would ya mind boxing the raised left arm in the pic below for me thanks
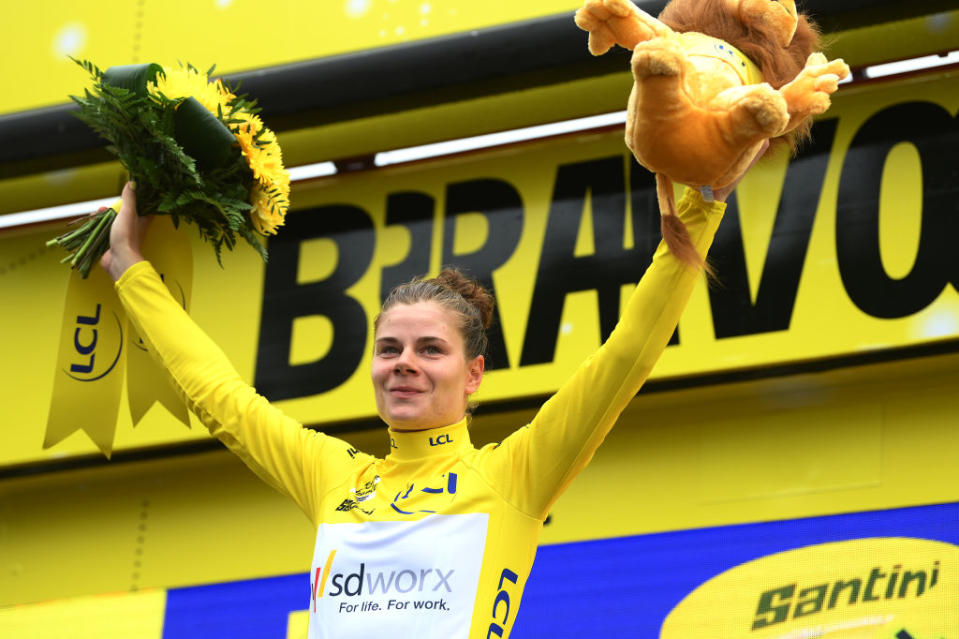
[479,188,724,520]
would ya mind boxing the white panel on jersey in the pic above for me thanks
[308,514,489,638]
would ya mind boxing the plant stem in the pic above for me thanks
[60,222,96,246]
[47,219,93,248]
[70,208,114,270]
[78,208,117,277]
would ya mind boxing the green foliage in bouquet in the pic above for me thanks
[48,59,290,277]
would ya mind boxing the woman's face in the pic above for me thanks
[372,301,484,431]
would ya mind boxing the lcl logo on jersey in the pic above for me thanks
[65,303,124,382]
[429,434,453,447]
[488,568,519,638]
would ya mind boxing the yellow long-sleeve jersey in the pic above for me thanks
[116,189,724,639]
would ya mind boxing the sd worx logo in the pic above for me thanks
[311,550,455,612]
[65,303,124,382]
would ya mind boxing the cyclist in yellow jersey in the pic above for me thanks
[102,144,762,638]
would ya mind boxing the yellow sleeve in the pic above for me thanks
[115,262,364,524]
[479,188,725,520]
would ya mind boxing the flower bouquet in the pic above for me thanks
[47,59,290,277]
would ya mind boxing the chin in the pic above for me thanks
[389,422,431,432]
[385,408,455,432]
[387,416,435,431]
[383,408,428,430]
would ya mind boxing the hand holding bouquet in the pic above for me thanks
[47,60,290,277]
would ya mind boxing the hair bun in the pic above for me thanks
[433,268,495,330]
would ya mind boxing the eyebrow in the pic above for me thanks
[375,336,449,346]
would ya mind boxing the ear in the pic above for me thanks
[728,0,798,48]
[465,355,484,395]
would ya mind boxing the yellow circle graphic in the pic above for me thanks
[661,537,958,639]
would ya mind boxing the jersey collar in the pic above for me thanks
[387,418,472,462]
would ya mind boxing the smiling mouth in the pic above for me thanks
[389,388,423,398]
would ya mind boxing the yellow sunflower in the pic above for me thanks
[147,65,234,116]
[147,63,291,235]
[250,182,288,236]
[250,141,286,187]
[233,113,286,187]
[234,113,264,171]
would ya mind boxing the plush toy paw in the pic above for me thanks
[631,37,685,78]
[780,52,851,120]
[575,0,668,55]
[737,86,789,138]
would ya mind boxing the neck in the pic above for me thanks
[386,418,472,462]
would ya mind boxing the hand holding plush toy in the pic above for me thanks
[575,0,850,267]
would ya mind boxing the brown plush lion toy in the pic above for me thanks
[575,0,850,267]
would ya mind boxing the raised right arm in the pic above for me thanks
[106,185,362,524]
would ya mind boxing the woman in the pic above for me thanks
[102,155,756,637]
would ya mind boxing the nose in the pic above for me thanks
[393,349,418,374]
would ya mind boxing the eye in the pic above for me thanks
[376,344,400,356]
[422,344,444,355]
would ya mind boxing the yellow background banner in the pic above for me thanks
[0,589,166,639]
[2,70,957,467]
[3,9,958,636]
[0,0,586,116]
[4,349,959,608]
[2,2,958,119]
